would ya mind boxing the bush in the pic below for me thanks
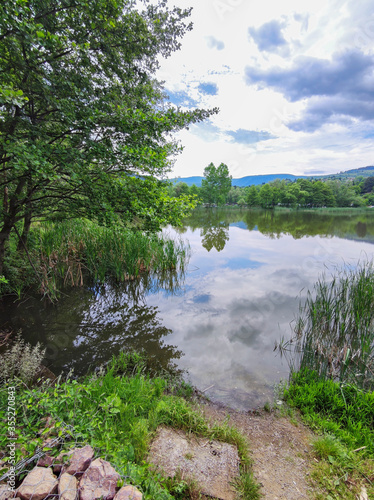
[0,333,46,384]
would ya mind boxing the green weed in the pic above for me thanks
[0,352,260,499]
[3,219,190,299]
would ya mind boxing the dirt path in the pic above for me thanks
[200,401,316,499]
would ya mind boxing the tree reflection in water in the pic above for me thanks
[182,207,374,252]
[0,270,185,377]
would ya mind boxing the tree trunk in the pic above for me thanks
[17,209,32,251]
[0,222,13,275]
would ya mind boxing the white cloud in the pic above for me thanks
[157,0,374,178]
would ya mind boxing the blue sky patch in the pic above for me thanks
[198,82,219,96]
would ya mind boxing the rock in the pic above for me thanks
[65,446,94,476]
[113,486,142,500]
[17,467,58,500]
[148,426,240,500]
[36,455,54,468]
[79,459,120,500]
[0,484,15,500]
[59,472,78,500]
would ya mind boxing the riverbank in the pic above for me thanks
[0,349,261,499]
[0,336,373,499]
[0,219,189,301]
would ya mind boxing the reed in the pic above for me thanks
[27,219,190,297]
[290,261,374,390]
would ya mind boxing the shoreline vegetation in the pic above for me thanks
[279,260,374,499]
[1,219,190,301]
[3,204,374,301]
[0,350,262,500]
[0,209,373,498]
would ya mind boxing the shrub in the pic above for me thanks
[0,332,46,384]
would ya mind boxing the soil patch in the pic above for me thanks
[200,401,315,499]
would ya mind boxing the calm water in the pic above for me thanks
[2,208,374,410]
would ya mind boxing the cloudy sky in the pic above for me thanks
[157,0,374,179]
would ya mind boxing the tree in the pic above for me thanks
[361,176,374,194]
[173,182,190,197]
[246,185,259,207]
[0,0,217,270]
[227,187,240,204]
[258,184,274,208]
[201,162,232,205]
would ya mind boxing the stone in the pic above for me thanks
[17,467,58,500]
[36,455,54,468]
[58,472,78,500]
[0,484,15,500]
[148,427,240,500]
[65,446,94,476]
[113,486,142,500]
[79,459,120,500]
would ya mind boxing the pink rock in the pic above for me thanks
[79,459,120,500]
[58,472,78,500]
[17,467,58,500]
[36,455,54,468]
[65,446,94,476]
[0,484,15,500]
[113,486,142,500]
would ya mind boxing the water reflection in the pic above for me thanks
[2,208,374,410]
[0,274,184,376]
[183,207,374,250]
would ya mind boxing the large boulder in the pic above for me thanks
[113,486,142,500]
[58,473,78,500]
[65,446,94,476]
[17,467,58,500]
[79,459,120,500]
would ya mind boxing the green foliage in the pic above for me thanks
[0,332,46,384]
[0,0,217,269]
[280,262,374,499]
[289,262,374,390]
[0,352,259,499]
[2,219,190,298]
[284,370,374,454]
[284,370,374,499]
[201,163,232,205]
[361,176,374,194]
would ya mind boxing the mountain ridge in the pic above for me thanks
[170,166,374,187]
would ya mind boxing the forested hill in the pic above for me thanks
[172,166,374,187]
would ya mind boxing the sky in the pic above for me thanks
[156,0,374,179]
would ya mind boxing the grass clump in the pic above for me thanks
[0,351,260,499]
[291,261,374,391]
[279,262,374,499]
[284,370,374,454]
[2,219,190,299]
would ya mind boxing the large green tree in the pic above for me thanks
[0,0,217,270]
[201,162,232,205]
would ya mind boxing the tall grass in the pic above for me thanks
[288,261,374,390]
[27,220,190,297]
[279,262,374,498]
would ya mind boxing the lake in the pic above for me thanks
[2,208,374,410]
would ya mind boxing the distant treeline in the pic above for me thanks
[169,175,374,208]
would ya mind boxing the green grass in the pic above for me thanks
[3,219,190,299]
[279,262,374,499]
[283,371,374,499]
[0,352,261,499]
[289,261,374,391]
[284,370,374,454]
